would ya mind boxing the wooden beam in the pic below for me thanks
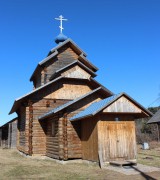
[28,100,33,155]
[157,123,160,142]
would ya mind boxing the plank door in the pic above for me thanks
[98,121,136,162]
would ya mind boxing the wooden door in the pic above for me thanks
[98,121,136,162]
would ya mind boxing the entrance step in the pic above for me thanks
[109,160,137,167]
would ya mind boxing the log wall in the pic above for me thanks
[46,115,59,159]
[31,99,69,155]
[17,106,28,153]
[33,45,79,88]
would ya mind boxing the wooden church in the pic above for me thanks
[9,16,152,163]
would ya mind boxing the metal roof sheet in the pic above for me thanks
[147,109,160,124]
[38,87,104,120]
[70,92,153,121]
[70,94,120,121]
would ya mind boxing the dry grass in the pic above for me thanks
[137,142,160,168]
[0,148,160,180]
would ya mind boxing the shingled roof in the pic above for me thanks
[147,109,160,124]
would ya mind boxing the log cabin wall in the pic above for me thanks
[1,125,9,148]
[10,120,17,148]
[17,106,28,154]
[31,99,70,155]
[44,46,78,83]
[33,68,42,89]
[62,93,103,160]
[24,78,95,156]
[46,114,59,159]
[32,45,79,89]
[0,128,2,147]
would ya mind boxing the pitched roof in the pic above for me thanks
[0,117,17,128]
[49,60,97,80]
[70,93,153,121]
[9,77,113,115]
[9,76,63,114]
[38,87,111,120]
[147,109,160,124]
[30,39,98,81]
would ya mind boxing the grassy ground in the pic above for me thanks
[137,142,160,168]
[0,148,160,180]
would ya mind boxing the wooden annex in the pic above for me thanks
[0,118,17,149]
[9,35,152,164]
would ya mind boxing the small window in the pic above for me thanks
[51,121,56,136]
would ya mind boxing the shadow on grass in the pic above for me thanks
[131,165,157,180]
[138,152,160,158]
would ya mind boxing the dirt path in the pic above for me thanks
[0,149,160,180]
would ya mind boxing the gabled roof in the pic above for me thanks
[38,87,111,120]
[0,117,17,128]
[30,39,98,81]
[49,38,87,57]
[49,60,97,80]
[9,76,113,115]
[147,109,160,124]
[70,93,153,121]
[9,76,63,114]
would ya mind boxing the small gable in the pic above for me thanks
[61,65,91,79]
[103,96,141,113]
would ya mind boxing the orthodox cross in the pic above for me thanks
[55,15,68,34]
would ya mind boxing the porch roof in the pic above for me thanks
[147,109,160,124]
[70,93,153,121]
[38,87,111,120]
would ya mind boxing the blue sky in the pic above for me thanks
[0,0,160,125]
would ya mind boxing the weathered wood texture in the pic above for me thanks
[33,45,79,88]
[103,96,141,113]
[44,79,93,100]
[9,120,17,148]
[46,115,59,159]
[31,99,69,155]
[0,119,17,149]
[81,118,98,161]
[17,106,28,153]
[60,65,91,79]
[98,115,136,162]
[1,125,8,148]
[0,129,2,147]
[63,93,102,160]
[18,77,98,156]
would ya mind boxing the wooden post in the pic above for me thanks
[157,123,160,142]
[0,128,2,147]
[8,123,12,148]
[63,113,68,160]
[28,100,33,155]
